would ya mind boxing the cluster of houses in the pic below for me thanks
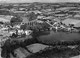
[0,5,80,47]
[1,3,80,58]
[37,17,80,33]
[0,13,80,34]
[0,16,34,47]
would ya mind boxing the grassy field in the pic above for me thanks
[26,44,80,58]
[0,43,80,58]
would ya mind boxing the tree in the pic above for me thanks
[10,16,23,24]
[20,24,27,30]
[27,12,37,21]
[5,5,13,10]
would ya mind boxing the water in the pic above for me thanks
[37,31,80,44]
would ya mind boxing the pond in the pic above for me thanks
[36,31,80,45]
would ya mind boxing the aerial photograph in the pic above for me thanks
[1,0,80,58]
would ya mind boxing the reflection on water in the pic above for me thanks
[36,31,80,44]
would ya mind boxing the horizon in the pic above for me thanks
[0,0,80,3]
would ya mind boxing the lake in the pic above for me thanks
[37,31,80,45]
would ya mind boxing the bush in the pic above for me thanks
[27,12,37,21]
[11,16,23,23]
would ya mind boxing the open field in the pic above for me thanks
[1,43,80,58]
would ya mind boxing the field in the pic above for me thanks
[11,44,80,58]
[1,2,80,58]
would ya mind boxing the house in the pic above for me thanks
[0,27,8,31]
[13,25,21,29]
[33,10,42,14]
[37,16,45,19]
[18,29,24,35]
[36,20,43,23]
[62,18,80,27]
[13,11,25,13]
[43,16,53,19]
[24,30,32,36]
[53,18,61,22]
[9,30,16,36]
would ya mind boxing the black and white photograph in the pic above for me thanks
[1,0,80,58]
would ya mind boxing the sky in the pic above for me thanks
[0,0,80,3]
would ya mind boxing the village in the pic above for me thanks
[0,2,80,58]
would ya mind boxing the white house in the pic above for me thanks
[24,30,32,36]
[9,30,16,36]
[14,25,21,29]
[0,27,8,31]
[18,30,24,35]
[37,20,43,23]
